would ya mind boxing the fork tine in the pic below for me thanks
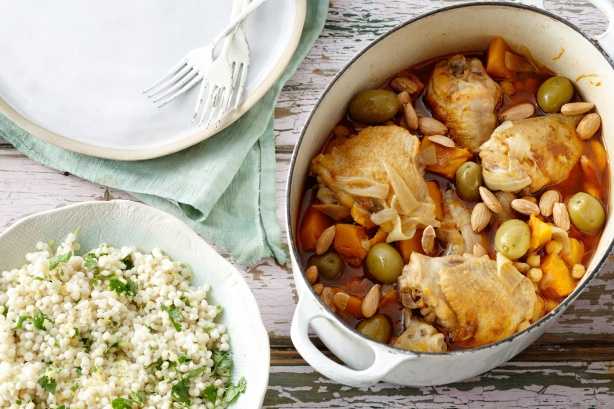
[192,81,209,122]
[156,73,202,108]
[143,60,188,94]
[150,68,197,102]
[146,64,192,99]
[198,86,218,126]
[204,87,224,128]
[230,63,245,110]
[211,88,228,127]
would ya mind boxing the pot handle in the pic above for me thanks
[291,294,415,387]
[589,0,614,58]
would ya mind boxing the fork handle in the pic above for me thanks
[212,0,271,49]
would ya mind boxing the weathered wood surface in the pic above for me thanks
[1,0,613,407]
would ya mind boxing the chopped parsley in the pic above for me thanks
[162,305,182,331]
[38,375,57,394]
[212,351,233,377]
[32,310,52,330]
[83,253,98,270]
[223,377,247,404]
[111,398,136,409]
[177,355,191,364]
[1,304,7,317]
[48,252,71,270]
[109,277,138,297]
[57,405,67,409]
[171,378,191,406]
[15,315,30,329]
[80,335,93,352]
[202,385,217,403]
[129,391,145,405]
[121,255,134,270]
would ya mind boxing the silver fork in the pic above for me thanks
[194,0,251,127]
[144,0,267,108]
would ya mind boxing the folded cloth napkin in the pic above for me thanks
[0,1,328,265]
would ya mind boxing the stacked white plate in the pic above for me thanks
[0,0,306,159]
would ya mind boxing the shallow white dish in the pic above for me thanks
[0,0,306,160]
[0,200,269,408]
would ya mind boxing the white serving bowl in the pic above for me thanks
[0,200,269,408]
[287,1,614,387]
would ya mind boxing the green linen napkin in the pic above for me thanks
[0,1,328,265]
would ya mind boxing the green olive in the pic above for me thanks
[495,219,531,260]
[537,76,574,113]
[356,314,392,343]
[308,251,344,280]
[348,89,401,124]
[568,192,606,234]
[455,161,483,201]
[366,243,404,284]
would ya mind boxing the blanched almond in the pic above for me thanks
[427,135,455,148]
[514,262,530,273]
[527,253,541,267]
[545,240,563,255]
[398,90,411,105]
[421,225,436,255]
[471,203,492,233]
[561,102,594,116]
[528,268,543,283]
[321,287,335,311]
[403,101,419,130]
[539,190,561,217]
[391,76,423,95]
[499,103,535,121]
[306,265,319,284]
[571,264,586,279]
[315,225,336,255]
[511,198,540,216]
[479,186,503,214]
[552,202,570,231]
[576,113,601,140]
[361,284,381,318]
[473,243,487,257]
[333,291,350,311]
[419,117,448,136]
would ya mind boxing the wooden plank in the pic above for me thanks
[264,361,614,408]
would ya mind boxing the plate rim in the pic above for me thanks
[0,0,307,161]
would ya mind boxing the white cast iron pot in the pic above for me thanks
[287,1,614,387]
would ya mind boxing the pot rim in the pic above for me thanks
[287,1,614,357]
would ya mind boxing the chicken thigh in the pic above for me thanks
[479,114,583,193]
[398,253,536,346]
[426,54,502,152]
[311,125,439,242]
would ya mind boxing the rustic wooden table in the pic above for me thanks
[1,0,613,407]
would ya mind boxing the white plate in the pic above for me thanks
[0,200,270,407]
[0,0,306,160]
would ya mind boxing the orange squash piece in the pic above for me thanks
[369,228,388,247]
[528,214,552,250]
[487,37,513,79]
[299,206,333,251]
[426,181,444,220]
[540,253,577,299]
[512,77,540,94]
[397,230,423,264]
[334,224,369,267]
[561,238,585,267]
[421,138,472,179]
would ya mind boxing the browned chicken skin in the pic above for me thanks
[479,114,583,193]
[398,253,537,346]
[426,55,502,152]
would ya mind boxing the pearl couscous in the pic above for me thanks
[0,233,245,409]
